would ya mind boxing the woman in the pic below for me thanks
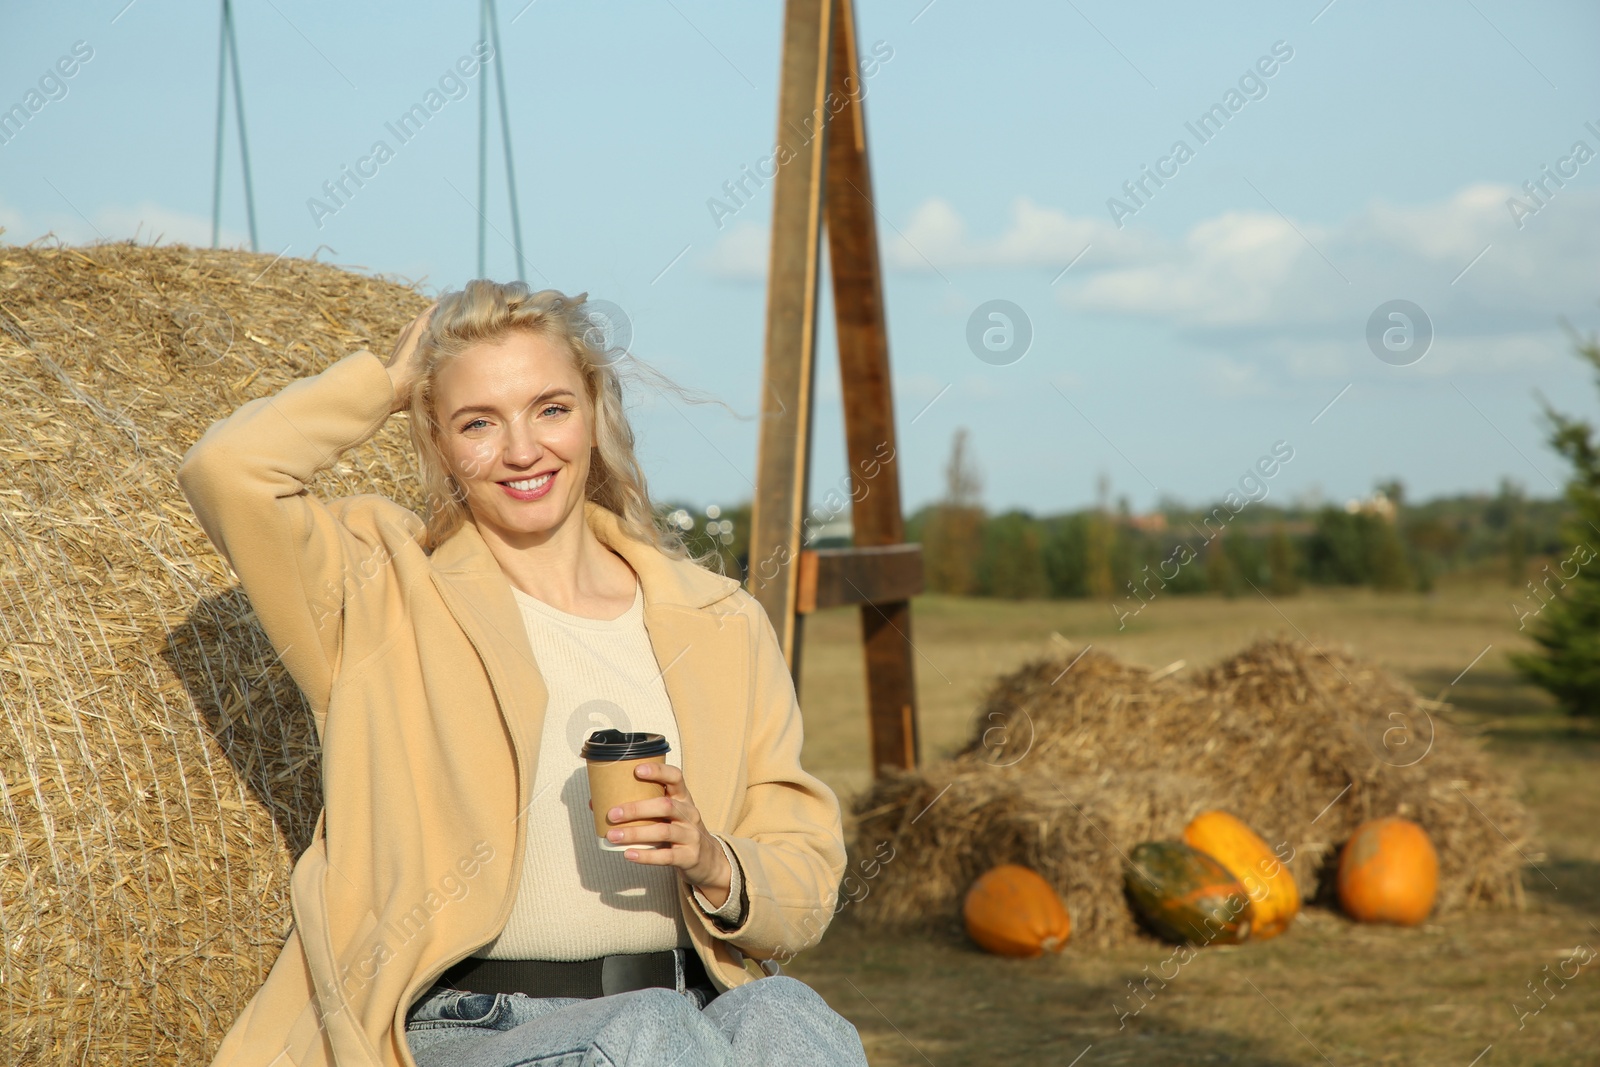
[178,281,866,1067]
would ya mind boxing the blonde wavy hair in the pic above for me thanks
[400,280,722,568]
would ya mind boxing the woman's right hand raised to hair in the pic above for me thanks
[384,303,438,414]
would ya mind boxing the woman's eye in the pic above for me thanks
[462,418,487,431]
[541,404,570,418]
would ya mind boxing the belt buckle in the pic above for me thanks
[600,951,676,996]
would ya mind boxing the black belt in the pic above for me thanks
[438,948,711,1000]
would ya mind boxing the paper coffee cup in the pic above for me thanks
[582,729,671,851]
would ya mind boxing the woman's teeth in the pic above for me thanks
[505,473,553,491]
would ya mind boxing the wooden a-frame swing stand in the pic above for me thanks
[746,0,922,778]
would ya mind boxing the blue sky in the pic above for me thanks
[4,1,1598,518]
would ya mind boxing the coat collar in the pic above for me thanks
[425,500,751,832]
[428,500,743,610]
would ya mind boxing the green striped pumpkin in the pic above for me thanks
[1124,841,1254,945]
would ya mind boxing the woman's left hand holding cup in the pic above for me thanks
[604,763,733,908]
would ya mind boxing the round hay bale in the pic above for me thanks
[0,239,429,1063]
[851,637,1534,947]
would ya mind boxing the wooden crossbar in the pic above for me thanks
[796,545,924,615]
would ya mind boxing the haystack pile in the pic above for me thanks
[851,637,1534,947]
[0,238,429,1064]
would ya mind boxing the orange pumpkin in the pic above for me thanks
[963,864,1072,957]
[1182,810,1299,939]
[1337,817,1439,926]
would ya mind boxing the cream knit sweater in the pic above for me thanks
[472,577,744,961]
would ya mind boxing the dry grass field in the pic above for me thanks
[786,580,1600,1066]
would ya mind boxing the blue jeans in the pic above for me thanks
[403,973,867,1066]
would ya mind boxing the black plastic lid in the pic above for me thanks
[580,728,670,761]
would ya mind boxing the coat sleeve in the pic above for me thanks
[688,591,847,964]
[175,349,411,723]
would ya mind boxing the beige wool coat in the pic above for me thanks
[177,348,847,1067]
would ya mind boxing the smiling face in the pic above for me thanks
[431,329,594,546]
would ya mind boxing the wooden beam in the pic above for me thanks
[796,544,923,614]
[747,0,833,683]
[824,0,921,775]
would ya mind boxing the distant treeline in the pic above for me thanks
[663,475,1571,606]
[902,477,1570,604]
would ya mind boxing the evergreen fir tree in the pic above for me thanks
[1510,333,1600,716]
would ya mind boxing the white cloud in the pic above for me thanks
[1058,182,1600,337]
[1251,328,1567,385]
[886,194,1150,272]
[890,196,965,268]
[1203,354,1274,397]
[1050,181,1600,387]
[100,202,249,247]
[1066,209,1313,328]
[700,219,767,282]
[701,193,1155,281]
